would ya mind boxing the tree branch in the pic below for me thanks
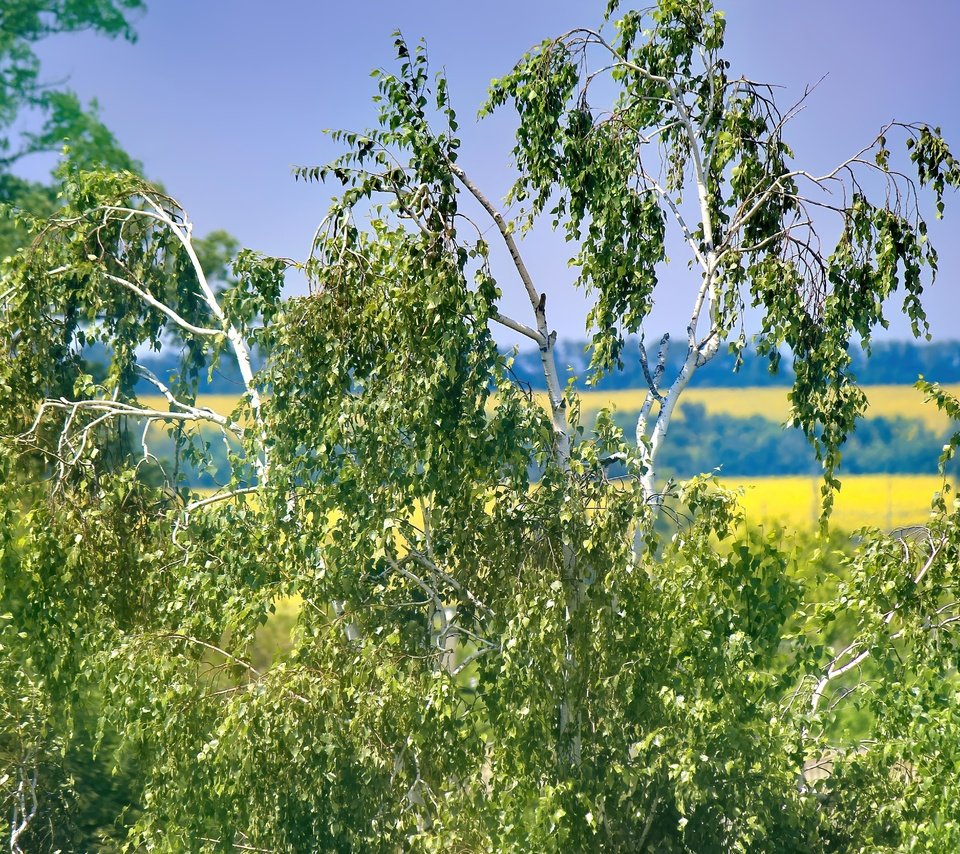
[492,310,546,346]
[446,161,540,310]
[96,272,222,337]
[809,535,947,717]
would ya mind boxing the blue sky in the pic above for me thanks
[22,1,960,346]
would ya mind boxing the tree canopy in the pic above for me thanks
[2,1,960,850]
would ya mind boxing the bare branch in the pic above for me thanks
[406,549,495,620]
[638,333,669,402]
[77,200,269,480]
[183,487,260,513]
[493,310,547,347]
[135,367,242,435]
[446,161,540,310]
[162,633,309,704]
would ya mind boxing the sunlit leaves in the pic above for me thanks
[908,124,960,218]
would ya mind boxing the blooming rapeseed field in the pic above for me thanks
[723,474,948,530]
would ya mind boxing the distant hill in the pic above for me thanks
[509,338,960,390]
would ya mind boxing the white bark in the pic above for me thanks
[331,600,361,644]
[809,535,946,717]
[451,161,582,765]
[23,397,239,478]
[622,62,724,538]
[8,758,37,854]
[43,196,269,485]
[447,161,572,470]
[139,198,268,482]
[102,273,224,337]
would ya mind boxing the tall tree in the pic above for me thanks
[2,1,960,850]
[0,0,145,257]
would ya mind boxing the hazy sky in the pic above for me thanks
[21,1,960,347]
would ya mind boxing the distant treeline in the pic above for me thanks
[71,336,960,397]
[90,337,960,395]
[608,404,959,480]
[510,338,960,390]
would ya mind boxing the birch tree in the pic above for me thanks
[2,1,960,850]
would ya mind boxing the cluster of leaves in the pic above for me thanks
[7,410,960,849]
[798,502,960,849]
[0,465,161,849]
[0,0,143,126]
[484,0,960,516]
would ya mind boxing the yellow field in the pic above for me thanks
[572,384,960,432]
[192,473,947,532]
[140,384,960,432]
[720,474,949,530]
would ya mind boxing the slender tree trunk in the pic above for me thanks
[536,304,585,769]
[449,160,585,769]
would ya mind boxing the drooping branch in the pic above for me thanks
[46,195,271,484]
[161,633,309,704]
[19,397,226,476]
[809,533,948,719]
[102,272,224,337]
[124,199,266,436]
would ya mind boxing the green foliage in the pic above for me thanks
[0,1,143,127]
[0,172,59,258]
[918,376,960,476]
[3,3,960,851]
[485,0,958,508]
